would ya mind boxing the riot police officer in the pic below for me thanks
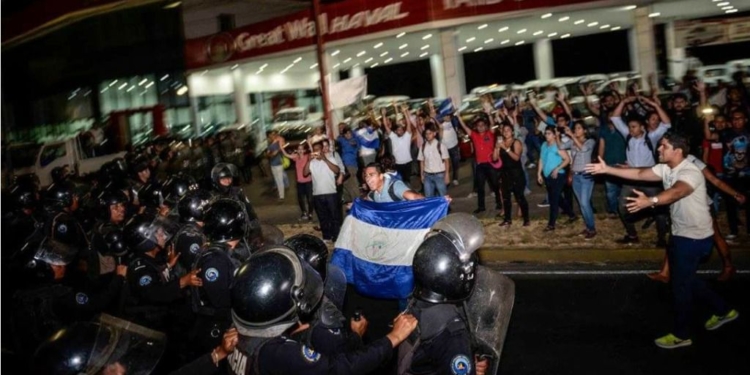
[164,173,198,208]
[83,189,130,282]
[171,189,212,275]
[138,182,171,217]
[122,214,202,332]
[398,213,496,375]
[284,234,366,356]
[42,181,89,250]
[2,182,44,256]
[226,245,418,375]
[209,163,262,248]
[190,198,249,354]
[129,155,153,203]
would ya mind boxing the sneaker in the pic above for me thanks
[585,230,597,240]
[472,208,486,214]
[705,309,739,331]
[537,200,550,208]
[299,213,309,221]
[467,192,478,198]
[452,180,459,186]
[615,235,639,244]
[654,334,692,349]
[527,163,537,169]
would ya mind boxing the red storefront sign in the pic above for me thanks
[185,0,596,70]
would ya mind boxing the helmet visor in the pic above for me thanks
[87,314,166,375]
[34,238,78,266]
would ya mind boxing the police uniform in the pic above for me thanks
[227,334,393,375]
[125,254,182,330]
[289,297,363,357]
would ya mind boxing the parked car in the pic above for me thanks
[697,65,730,85]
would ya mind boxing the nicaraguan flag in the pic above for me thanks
[494,98,505,109]
[436,98,454,118]
[330,197,449,299]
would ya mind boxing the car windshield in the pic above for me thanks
[459,98,483,112]
[274,112,305,122]
[9,144,41,169]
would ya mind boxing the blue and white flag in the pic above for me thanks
[494,98,505,109]
[436,98,455,118]
[330,197,449,299]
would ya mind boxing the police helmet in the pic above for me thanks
[10,183,39,210]
[19,237,78,283]
[203,198,247,243]
[123,214,176,254]
[178,189,213,223]
[130,155,150,177]
[284,234,328,281]
[138,182,165,208]
[101,227,127,257]
[163,174,197,206]
[44,182,77,209]
[231,246,324,337]
[412,213,484,303]
[210,163,239,194]
[96,189,129,221]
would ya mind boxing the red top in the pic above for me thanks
[702,139,723,174]
[293,154,313,183]
[470,130,496,164]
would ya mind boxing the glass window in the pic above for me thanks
[39,143,67,167]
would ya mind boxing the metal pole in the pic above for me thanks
[312,0,332,138]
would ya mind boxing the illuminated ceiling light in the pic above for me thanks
[138,78,148,86]
[353,63,360,68]
[396,32,406,38]
[559,16,569,22]
[109,79,118,87]
[126,86,136,92]
[498,26,509,32]
[623,5,637,10]
[100,87,109,93]
[384,57,393,63]
[365,57,373,63]
[356,51,366,57]
[648,12,660,17]
[611,26,622,31]
[380,51,389,57]
[561,33,571,38]
[231,64,239,70]
[541,13,552,19]
[722,6,734,10]
[726,9,738,13]
[163,2,181,9]
[117,83,128,90]
[478,24,488,30]
[466,37,476,42]
[145,82,155,88]
[260,63,268,69]
[419,52,428,58]
[600,24,610,29]
[401,51,409,57]
[548,32,558,37]
[533,30,543,36]
[484,38,494,44]
[331,50,340,56]
[374,42,383,48]
[344,57,352,63]
[501,39,510,44]
[574,19,585,25]
[309,63,318,69]
[712,0,722,2]
[371,63,379,68]
[717,2,730,6]
[515,41,525,45]
[293,57,302,63]
[474,47,484,52]
[399,43,408,49]
[587,22,599,27]
[176,86,188,96]
[517,29,527,34]
[280,64,294,73]
[422,34,432,40]
[333,63,341,68]
[421,45,430,50]
[458,46,468,51]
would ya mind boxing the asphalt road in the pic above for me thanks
[344,273,750,375]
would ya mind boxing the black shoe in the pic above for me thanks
[615,235,639,244]
[472,208,486,214]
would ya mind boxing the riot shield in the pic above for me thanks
[88,314,167,375]
[260,224,285,246]
[464,266,515,375]
[324,264,347,311]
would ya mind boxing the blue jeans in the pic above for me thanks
[572,173,596,231]
[423,172,447,197]
[669,235,730,339]
[604,178,621,215]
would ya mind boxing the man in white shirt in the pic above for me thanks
[304,142,342,243]
[418,124,450,197]
[384,105,415,185]
[586,132,738,350]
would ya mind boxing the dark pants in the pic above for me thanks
[448,146,461,182]
[669,235,730,339]
[501,168,529,222]
[296,181,313,215]
[545,174,574,227]
[620,184,668,241]
[395,162,413,187]
[725,175,750,235]
[314,193,342,240]
[476,163,500,210]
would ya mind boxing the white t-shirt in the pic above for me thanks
[309,159,338,195]
[418,139,449,173]
[440,121,459,149]
[652,159,713,239]
[389,131,413,164]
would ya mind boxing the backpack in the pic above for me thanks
[625,131,658,162]
[368,180,402,202]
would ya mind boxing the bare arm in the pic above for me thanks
[598,137,606,160]
[640,96,671,124]
[456,113,472,135]
[381,108,392,135]
[303,157,312,177]
[403,189,425,200]
[585,156,661,182]
[555,148,571,172]
[582,83,601,117]
[703,168,744,200]
[557,92,573,119]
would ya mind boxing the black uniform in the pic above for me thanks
[398,302,475,375]
[290,298,363,357]
[172,222,206,275]
[124,254,182,331]
[227,334,393,375]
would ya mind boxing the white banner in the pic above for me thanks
[328,75,368,109]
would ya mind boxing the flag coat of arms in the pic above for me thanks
[330,197,449,299]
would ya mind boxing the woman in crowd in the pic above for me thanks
[566,121,597,239]
[537,125,575,231]
[280,143,313,221]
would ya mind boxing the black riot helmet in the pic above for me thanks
[10,182,40,210]
[412,213,484,304]
[138,182,166,208]
[178,189,213,223]
[130,155,150,178]
[44,182,78,210]
[32,314,166,375]
[163,174,197,207]
[50,165,72,184]
[230,246,324,337]
[96,189,129,221]
[210,163,239,194]
[101,226,127,257]
[123,214,177,255]
[18,237,78,283]
[284,234,329,281]
[100,158,129,189]
[203,198,247,243]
